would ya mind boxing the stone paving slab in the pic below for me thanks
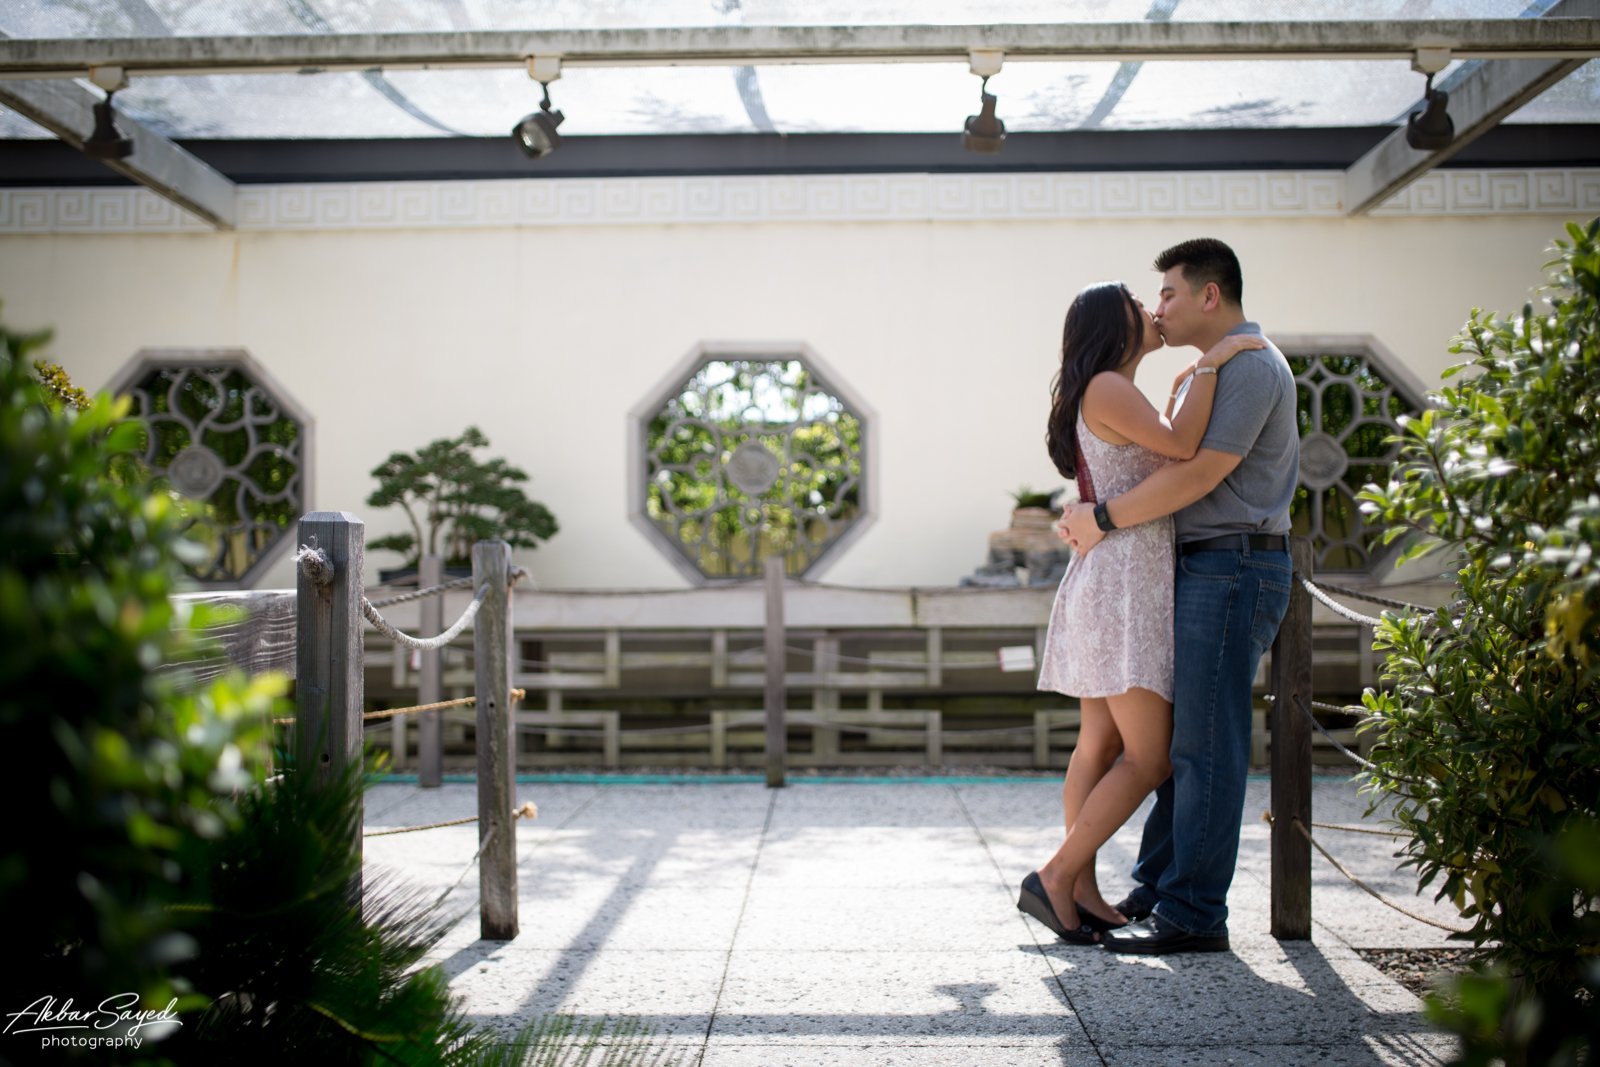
[363,774,1460,1066]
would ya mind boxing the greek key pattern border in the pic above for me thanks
[2,169,1596,234]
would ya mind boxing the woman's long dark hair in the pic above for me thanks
[1046,282,1143,479]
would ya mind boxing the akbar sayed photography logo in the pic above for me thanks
[3,992,182,1054]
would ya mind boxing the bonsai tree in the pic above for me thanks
[367,426,558,570]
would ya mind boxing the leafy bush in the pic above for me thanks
[165,761,496,1065]
[1358,219,1600,1066]
[367,426,558,570]
[0,316,277,1048]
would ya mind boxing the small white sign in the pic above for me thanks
[998,646,1036,673]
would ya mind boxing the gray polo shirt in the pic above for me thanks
[1172,322,1298,542]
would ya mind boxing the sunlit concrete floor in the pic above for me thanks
[363,774,1461,1067]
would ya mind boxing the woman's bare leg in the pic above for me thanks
[1038,687,1173,931]
[1061,699,1122,920]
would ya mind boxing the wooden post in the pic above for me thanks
[473,540,518,940]
[295,513,365,787]
[295,512,365,900]
[763,557,787,788]
[813,636,840,759]
[417,554,444,788]
[1270,536,1315,940]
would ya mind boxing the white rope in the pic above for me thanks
[1306,579,1434,615]
[366,575,476,609]
[362,584,488,651]
[1300,577,1386,628]
[295,544,334,587]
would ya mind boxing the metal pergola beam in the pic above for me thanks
[1344,0,1599,215]
[0,78,236,228]
[1344,56,1587,214]
[0,20,1598,78]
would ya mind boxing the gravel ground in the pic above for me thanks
[1357,948,1476,999]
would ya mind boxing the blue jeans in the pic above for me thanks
[1124,541,1292,936]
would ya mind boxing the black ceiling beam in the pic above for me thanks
[3,126,1596,187]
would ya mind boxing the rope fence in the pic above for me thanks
[1302,579,1435,615]
[477,713,1048,741]
[1263,811,1469,934]
[366,575,476,609]
[363,584,488,651]
[299,546,530,655]
[365,800,538,838]
[1279,692,1429,789]
[273,689,526,725]
[1300,577,1387,628]
[291,523,1470,945]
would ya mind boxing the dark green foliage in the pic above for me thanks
[0,316,277,1047]
[1010,486,1058,511]
[367,426,558,569]
[1356,219,1600,1066]
[0,318,682,1066]
[165,761,493,1066]
[34,358,91,410]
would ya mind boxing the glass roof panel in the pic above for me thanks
[1097,59,1469,129]
[0,2,1594,139]
[1505,57,1600,121]
[0,0,1559,35]
[0,107,48,138]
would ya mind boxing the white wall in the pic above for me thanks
[0,181,1576,590]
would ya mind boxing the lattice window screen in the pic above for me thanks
[640,354,866,581]
[1285,344,1423,573]
[115,351,308,586]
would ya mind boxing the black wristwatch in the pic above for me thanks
[1093,501,1117,532]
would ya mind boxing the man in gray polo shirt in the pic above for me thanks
[1062,237,1298,954]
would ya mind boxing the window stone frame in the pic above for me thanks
[1276,333,1432,575]
[628,341,877,586]
[106,347,314,589]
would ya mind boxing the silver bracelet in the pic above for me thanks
[1194,365,1219,377]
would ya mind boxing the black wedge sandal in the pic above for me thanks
[1075,902,1128,934]
[1017,872,1099,945]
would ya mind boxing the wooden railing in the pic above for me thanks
[182,519,1403,944]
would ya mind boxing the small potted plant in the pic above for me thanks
[366,426,558,583]
[1009,485,1060,531]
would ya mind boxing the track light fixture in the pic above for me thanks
[512,82,564,158]
[963,76,1005,155]
[513,55,565,159]
[85,89,134,160]
[1405,47,1454,154]
[1405,72,1454,151]
[962,50,1005,155]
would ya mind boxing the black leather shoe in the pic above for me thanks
[1101,913,1229,955]
[1113,892,1154,923]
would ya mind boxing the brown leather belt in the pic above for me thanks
[1177,533,1290,556]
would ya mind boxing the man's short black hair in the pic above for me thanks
[1154,238,1243,307]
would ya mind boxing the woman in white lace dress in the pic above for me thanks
[1017,282,1262,944]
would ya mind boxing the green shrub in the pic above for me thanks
[1358,219,1600,1066]
[164,760,496,1065]
[1,327,678,1065]
[0,316,277,1050]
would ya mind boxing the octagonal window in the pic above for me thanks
[1283,338,1425,573]
[633,345,870,582]
[110,349,310,587]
